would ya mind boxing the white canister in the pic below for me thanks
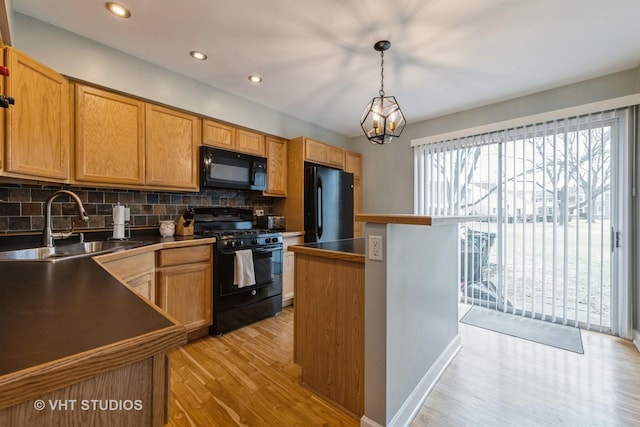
[159,220,176,237]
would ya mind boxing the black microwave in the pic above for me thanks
[200,146,267,191]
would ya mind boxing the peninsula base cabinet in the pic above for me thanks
[99,251,156,303]
[156,245,213,335]
[0,355,170,427]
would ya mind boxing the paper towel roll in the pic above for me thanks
[113,205,125,225]
[113,224,125,239]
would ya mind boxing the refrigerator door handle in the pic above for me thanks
[317,175,323,239]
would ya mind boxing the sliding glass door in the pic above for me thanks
[414,109,630,334]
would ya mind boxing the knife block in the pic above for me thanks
[176,215,194,236]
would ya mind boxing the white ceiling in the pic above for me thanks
[11,0,640,137]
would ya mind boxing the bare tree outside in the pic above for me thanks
[421,113,616,330]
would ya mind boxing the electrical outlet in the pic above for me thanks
[255,209,264,216]
[369,235,383,261]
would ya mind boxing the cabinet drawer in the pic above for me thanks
[158,245,211,267]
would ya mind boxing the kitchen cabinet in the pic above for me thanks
[75,84,199,191]
[99,251,156,303]
[2,47,70,182]
[202,119,235,150]
[345,151,363,238]
[74,84,145,186]
[282,233,304,306]
[0,44,4,173]
[202,119,266,157]
[304,137,345,169]
[236,128,266,157]
[264,136,287,196]
[145,104,200,190]
[156,244,212,333]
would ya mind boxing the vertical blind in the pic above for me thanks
[414,109,627,332]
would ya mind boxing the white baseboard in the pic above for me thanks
[633,329,640,353]
[360,416,383,427]
[360,334,461,427]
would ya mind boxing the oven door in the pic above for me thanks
[216,245,282,296]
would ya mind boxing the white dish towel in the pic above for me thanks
[233,249,256,288]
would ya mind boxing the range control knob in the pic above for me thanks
[234,240,243,247]
[225,241,234,248]
[251,238,258,245]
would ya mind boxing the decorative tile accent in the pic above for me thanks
[0,184,276,234]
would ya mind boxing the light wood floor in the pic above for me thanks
[168,305,640,426]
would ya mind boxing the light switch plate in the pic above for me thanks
[369,236,383,261]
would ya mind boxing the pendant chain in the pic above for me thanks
[379,51,385,97]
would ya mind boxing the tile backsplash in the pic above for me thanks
[0,183,276,233]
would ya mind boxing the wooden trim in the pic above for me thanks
[355,214,487,225]
[0,325,186,409]
[152,353,168,427]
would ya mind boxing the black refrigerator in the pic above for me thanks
[304,163,354,243]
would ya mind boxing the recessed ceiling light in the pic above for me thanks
[248,75,263,84]
[190,51,208,61]
[105,2,131,18]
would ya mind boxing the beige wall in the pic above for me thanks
[11,12,354,149]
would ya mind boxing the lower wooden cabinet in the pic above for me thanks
[282,234,304,306]
[99,251,156,303]
[156,245,212,332]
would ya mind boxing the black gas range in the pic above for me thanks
[192,207,283,335]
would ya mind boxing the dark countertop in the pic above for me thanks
[0,232,210,377]
[0,258,174,375]
[300,238,365,254]
[288,238,365,263]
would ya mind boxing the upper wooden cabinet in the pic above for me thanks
[202,119,234,150]
[3,47,70,182]
[264,136,287,197]
[202,119,266,157]
[74,84,145,186]
[74,84,199,191]
[345,151,363,238]
[0,47,4,173]
[145,104,200,190]
[304,137,345,169]
[345,151,362,179]
[236,128,266,157]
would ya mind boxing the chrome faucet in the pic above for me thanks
[42,190,90,247]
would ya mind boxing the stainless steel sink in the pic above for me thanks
[0,240,150,262]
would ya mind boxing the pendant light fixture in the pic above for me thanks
[360,40,406,145]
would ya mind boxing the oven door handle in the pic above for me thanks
[252,247,282,254]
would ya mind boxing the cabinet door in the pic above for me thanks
[74,85,145,185]
[0,48,4,173]
[145,104,200,190]
[265,136,287,196]
[282,235,303,306]
[202,119,235,150]
[345,151,363,237]
[236,128,266,156]
[4,47,69,181]
[353,178,363,238]
[128,271,156,303]
[157,262,212,332]
[345,151,362,179]
[304,138,328,164]
[326,145,346,169]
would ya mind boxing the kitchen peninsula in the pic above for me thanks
[290,215,473,427]
[0,237,214,426]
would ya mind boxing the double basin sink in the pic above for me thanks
[0,240,151,262]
